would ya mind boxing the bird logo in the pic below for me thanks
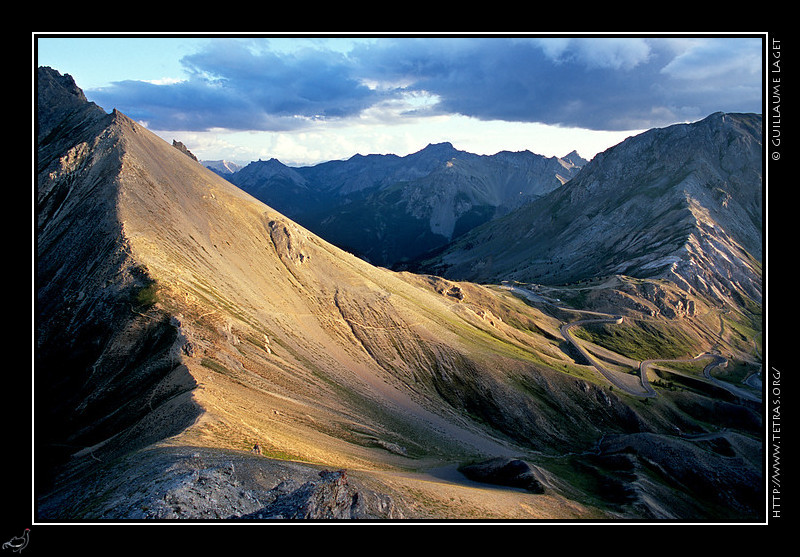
[2,529,29,553]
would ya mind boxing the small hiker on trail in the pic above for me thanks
[252,442,262,455]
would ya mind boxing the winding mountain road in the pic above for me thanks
[503,284,758,401]
[503,284,654,397]
[701,355,761,402]
[559,316,657,397]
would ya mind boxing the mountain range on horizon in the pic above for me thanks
[220,142,588,267]
[202,112,761,306]
[33,66,764,524]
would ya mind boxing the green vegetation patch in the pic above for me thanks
[573,319,699,361]
[657,359,707,376]
[713,359,760,386]
[200,357,234,377]
[132,280,160,310]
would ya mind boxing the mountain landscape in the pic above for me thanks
[34,67,763,523]
[225,144,586,267]
[417,113,762,297]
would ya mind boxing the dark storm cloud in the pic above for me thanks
[87,36,763,133]
[89,39,381,131]
[348,36,762,130]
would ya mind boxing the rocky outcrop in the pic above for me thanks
[37,66,106,141]
[460,457,546,493]
[266,218,310,266]
[172,140,198,161]
[150,466,404,520]
[37,447,405,520]
[238,469,404,519]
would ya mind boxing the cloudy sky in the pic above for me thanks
[35,34,764,166]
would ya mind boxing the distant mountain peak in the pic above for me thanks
[425,141,455,150]
[203,159,244,176]
[413,141,460,157]
[561,150,587,166]
[258,157,288,166]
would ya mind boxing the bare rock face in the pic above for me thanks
[37,447,406,520]
[172,140,198,161]
[267,219,310,266]
[153,467,404,520]
[238,469,405,520]
[37,66,106,141]
[628,280,697,319]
